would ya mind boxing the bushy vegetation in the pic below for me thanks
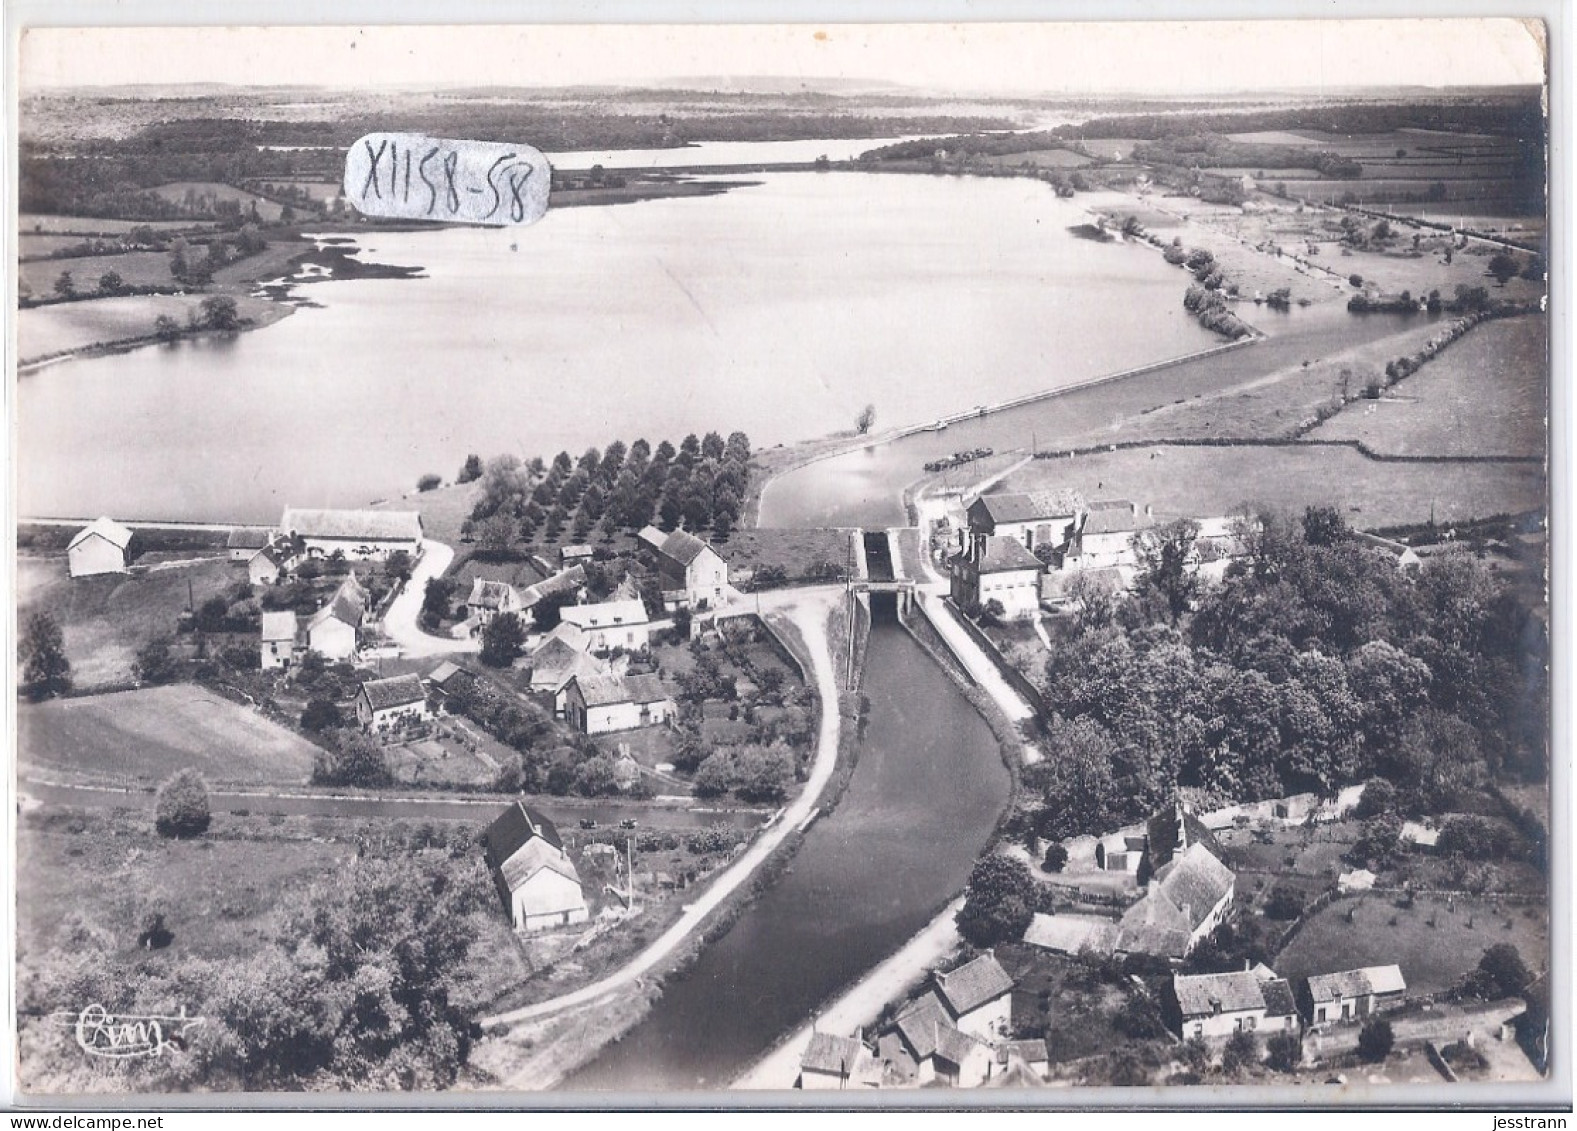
[1015,505,1546,844]
[154,769,211,838]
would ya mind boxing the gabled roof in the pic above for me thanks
[482,802,582,894]
[426,660,468,688]
[892,992,950,1061]
[1115,888,1194,960]
[483,800,563,861]
[934,953,1014,1017]
[1023,912,1120,956]
[656,528,715,568]
[1152,842,1236,933]
[250,542,287,569]
[281,507,421,543]
[569,672,669,708]
[467,578,519,609]
[997,1039,1049,1066]
[520,565,586,609]
[359,673,425,711]
[1260,977,1299,1019]
[1083,500,1140,536]
[933,1025,983,1068]
[1146,801,1226,872]
[226,526,272,550]
[1307,965,1407,1003]
[973,535,1044,574]
[260,611,298,643]
[1174,970,1270,1018]
[307,574,368,631]
[801,1032,864,1077]
[560,598,649,630]
[972,489,1085,526]
[68,516,134,552]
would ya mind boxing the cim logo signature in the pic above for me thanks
[74,1003,204,1060]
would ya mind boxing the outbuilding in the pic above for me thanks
[67,517,134,578]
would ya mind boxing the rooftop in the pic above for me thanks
[560,598,650,630]
[973,489,1085,526]
[260,610,298,643]
[69,516,134,551]
[281,507,422,543]
[226,526,273,550]
[800,1032,865,1077]
[934,952,1014,1017]
[359,673,426,711]
[1174,970,1271,1018]
[1307,965,1407,1003]
[570,672,669,708]
[468,578,519,609]
[974,535,1044,574]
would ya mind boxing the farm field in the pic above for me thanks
[18,684,321,787]
[978,148,1092,169]
[15,556,238,688]
[149,181,286,221]
[1275,892,1548,996]
[1309,314,1547,458]
[18,233,112,257]
[19,250,180,298]
[718,527,853,583]
[253,178,343,204]
[1000,441,1545,530]
[20,212,212,234]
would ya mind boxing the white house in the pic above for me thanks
[798,1032,879,1091]
[259,611,299,670]
[466,578,522,629]
[1305,965,1408,1026]
[563,672,675,735]
[949,536,1044,619]
[882,994,995,1087]
[1173,966,1300,1041]
[527,633,609,714]
[933,953,1015,1041]
[355,673,430,732]
[558,598,652,654]
[304,574,367,661]
[964,489,1084,558]
[247,538,296,587]
[1070,500,1146,571]
[639,526,729,610]
[482,802,589,933]
[226,526,273,562]
[279,506,423,561]
[67,517,134,578]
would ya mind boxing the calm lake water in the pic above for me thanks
[562,601,1010,1091]
[17,171,1214,523]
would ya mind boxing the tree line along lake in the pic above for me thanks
[15,168,1219,525]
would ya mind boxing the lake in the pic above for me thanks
[16,170,1216,523]
[561,599,1011,1091]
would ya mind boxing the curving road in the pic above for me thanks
[381,539,479,656]
[479,587,845,1048]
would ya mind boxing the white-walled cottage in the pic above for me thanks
[482,802,589,933]
[67,517,134,578]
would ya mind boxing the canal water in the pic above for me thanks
[561,598,1010,1091]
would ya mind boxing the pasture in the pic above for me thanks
[1275,892,1548,996]
[19,684,320,787]
[18,250,180,298]
[1308,315,1547,458]
[20,213,210,235]
[1003,441,1545,530]
[16,555,237,688]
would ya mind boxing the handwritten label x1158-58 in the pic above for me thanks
[344,133,551,226]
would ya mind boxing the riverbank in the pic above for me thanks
[17,293,295,372]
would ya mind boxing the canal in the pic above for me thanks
[561,596,1010,1090]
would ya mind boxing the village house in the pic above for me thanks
[527,634,609,714]
[880,995,996,1088]
[949,535,1044,618]
[424,660,475,709]
[466,578,523,631]
[1303,965,1408,1027]
[994,1040,1051,1083]
[1171,966,1300,1041]
[797,1032,879,1091]
[560,543,595,567]
[67,516,134,578]
[481,801,589,933]
[259,610,299,670]
[226,526,272,562]
[247,537,297,587]
[1354,531,1423,570]
[279,506,423,561]
[563,672,675,735]
[558,598,653,654]
[963,489,1084,559]
[518,565,587,618]
[639,526,729,610]
[1113,807,1236,962]
[304,574,368,661]
[355,673,431,733]
[1067,500,1147,572]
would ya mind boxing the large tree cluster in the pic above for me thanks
[1021,506,1545,843]
[466,431,752,550]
